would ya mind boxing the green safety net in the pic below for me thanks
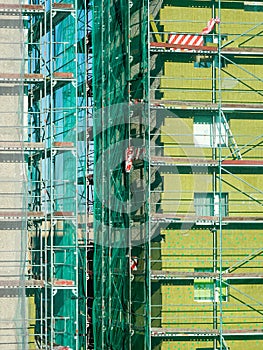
[92,0,150,349]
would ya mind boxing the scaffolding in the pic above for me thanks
[0,3,28,349]
[86,0,94,348]
[0,1,88,349]
[93,0,263,349]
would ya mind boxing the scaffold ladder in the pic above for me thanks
[221,112,242,159]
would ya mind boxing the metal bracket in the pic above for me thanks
[72,288,78,297]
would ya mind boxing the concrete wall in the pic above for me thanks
[0,2,28,349]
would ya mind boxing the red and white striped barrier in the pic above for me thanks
[201,17,220,34]
[168,17,220,51]
[130,256,138,271]
[168,33,204,47]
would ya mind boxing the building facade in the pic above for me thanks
[93,0,263,349]
[0,1,89,349]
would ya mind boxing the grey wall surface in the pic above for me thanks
[0,1,28,349]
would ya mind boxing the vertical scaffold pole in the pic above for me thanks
[217,1,224,349]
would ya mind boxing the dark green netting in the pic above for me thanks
[92,0,150,348]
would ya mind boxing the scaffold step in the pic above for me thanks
[221,46,263,56]
[0,279,44,288]
[151,213,263,224]
[0,142,44,151]
[47,211,75,219]
[53,3,74,11]
[150,42,263,56]
[151,213,216,224]
[222,160,263,167]
[150,42,217,54]
[53,141,75,150]
[150,270,263,280]
[53,72,74,80]
[151,156,263,168]
[0,3,44,15]
[0,73,74,88]
[22,4,44,14]
[151,327,263,338]
[0,211,44,219]
[0,73,44,83]
[0,279,75,289]
[151,156,217,167]
[151,99,217,110]
[150,100,263,112]
[50,279,75,287]
[2,211,76,220]
[151,327,219,338]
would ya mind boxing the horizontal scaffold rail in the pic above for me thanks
[0,73,44,83]
[0,72,73,85]
[150,42,217,53]
[150,270,263,280]
[221,47,263,56]
[151,327,263,338]
[151,156,263,168]
[0,3,44,15]
[50,279,76,288]
[0,142,75,161]
[0,279,75,288]
[49,211,75,218]
[150,100,263,112]
[0,211,77,220]
[151,156,217,167]
[150,42,263,56]
[0,142,44,151]
[151,213,263,225]
[53,141,74,148]
[0,211,44,219]
[0,279,44,288]
[52,72,74,79]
